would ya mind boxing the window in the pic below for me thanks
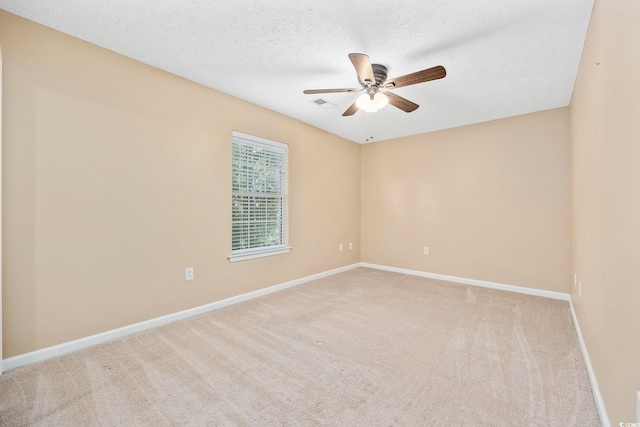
[229,131,290,262]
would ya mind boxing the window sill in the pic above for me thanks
[228,246,292,263]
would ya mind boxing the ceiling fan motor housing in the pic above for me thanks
[358,64,388,87]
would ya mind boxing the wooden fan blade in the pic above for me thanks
[348,53,375,85]
[385,66,446,89]
[342,101,359,116]
[303,88,360,94]
[386,92,419,113]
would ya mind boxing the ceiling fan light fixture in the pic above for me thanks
[374,92,389,109]
[356,93,378,112]
[356,92,388,112]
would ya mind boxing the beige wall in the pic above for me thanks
[570,0,640,423]
[361,109,571,293]
[0,11,361,358]
[0,43,3,373]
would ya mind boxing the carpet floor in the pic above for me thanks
[0,267,600,426]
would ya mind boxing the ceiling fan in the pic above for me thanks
[303,53,446,116]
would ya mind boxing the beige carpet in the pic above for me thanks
[0,268,600,426]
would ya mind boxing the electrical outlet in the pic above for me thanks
[349,242,353,250]
[185,267,194,281]
[423,247,429,255]
[339,243,343,252]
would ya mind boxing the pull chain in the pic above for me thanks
[365,112,374,142]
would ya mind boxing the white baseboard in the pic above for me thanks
[2,263,360,371]
[359,262,570,301]
[569,299,610,427]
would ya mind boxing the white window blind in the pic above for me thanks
[230,131,290,262]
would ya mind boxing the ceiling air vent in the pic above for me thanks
[312,98,337,110]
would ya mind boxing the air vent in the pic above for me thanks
[312,98,337,110]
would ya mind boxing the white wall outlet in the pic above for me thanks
[578,280,582,297]
[349,242,353,250]
[423,247,429,255]
[339,243,343,252]
[185,267,194,281]
[574,273,577,287]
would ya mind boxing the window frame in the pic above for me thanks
[228,131,290,262]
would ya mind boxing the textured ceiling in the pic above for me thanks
[0,0,594,143]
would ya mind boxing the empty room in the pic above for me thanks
[0,0,638,425]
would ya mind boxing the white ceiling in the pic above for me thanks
[0,0,594,144]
